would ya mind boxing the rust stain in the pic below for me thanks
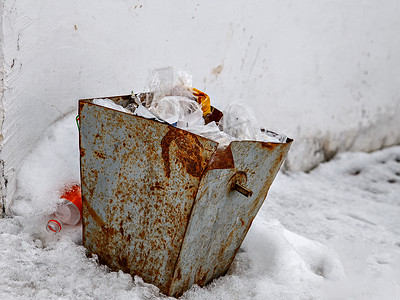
[161,128,203,178]
[149,181,164,191]
[228,171,247,187]
[260,142,279,150]
[118,256,128,272]
[208,144,235,170]
[84,198,107,230]
[94,151,106,159]
[80,97,293,298]
[78,101,85,113]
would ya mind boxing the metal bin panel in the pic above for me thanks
[169,141,292,296]
[79,100,218,293]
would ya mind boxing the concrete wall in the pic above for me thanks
[1,0,400,214]
[0,2,5,216]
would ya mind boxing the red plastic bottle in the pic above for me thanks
[46,185,82,233]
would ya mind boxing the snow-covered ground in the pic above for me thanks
[1,112,399,299]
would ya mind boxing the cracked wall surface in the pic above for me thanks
[1,1,400,216]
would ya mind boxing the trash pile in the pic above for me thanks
[46,67,288,234]
[92,67,287,149]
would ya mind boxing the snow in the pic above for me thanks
[1,112,400,299]
[11,112,81,219]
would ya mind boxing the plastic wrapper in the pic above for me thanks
[92,96,286,147]
[185,121,236,149]
[149,96,181,125]
[144,67,195,108]
[92,98,131,114]
[219,102,287,144]
[219,102,260,140]
[146,96,204,127]
[177,97,204,128]
[133,104,166,123]
[94,68,287,149]
[143,67,205,128]
[93,98,166,124]
[259,129,288,143]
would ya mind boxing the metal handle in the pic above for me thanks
[233,182,253,197]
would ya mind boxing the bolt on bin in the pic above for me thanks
[79,94,292,297]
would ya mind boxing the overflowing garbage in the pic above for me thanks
[45,67,287,235]
[78,68,293,296]
[92,67,287,149]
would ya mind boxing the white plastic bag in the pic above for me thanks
[134,104,165,123]
[92,98,131,113]
[142,67,204,127]
[185,121,236,149]
[219,102,260,140]
[149,96,204,127]
[149,96,182,125]
[144,67,194,107]
[176,97,204,128]
[219,102,286,144]
[258,129,288,143]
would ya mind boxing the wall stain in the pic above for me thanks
[212,65,223,77]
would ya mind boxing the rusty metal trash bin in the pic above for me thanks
[79,95,292,297]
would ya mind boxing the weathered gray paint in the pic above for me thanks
[79,96,292,297]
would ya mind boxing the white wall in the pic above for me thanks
[1,0,400,214]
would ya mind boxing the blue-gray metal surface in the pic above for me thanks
[79,96,292,297]
[169,141,290,295]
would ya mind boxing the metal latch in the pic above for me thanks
[230,171,253,197]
